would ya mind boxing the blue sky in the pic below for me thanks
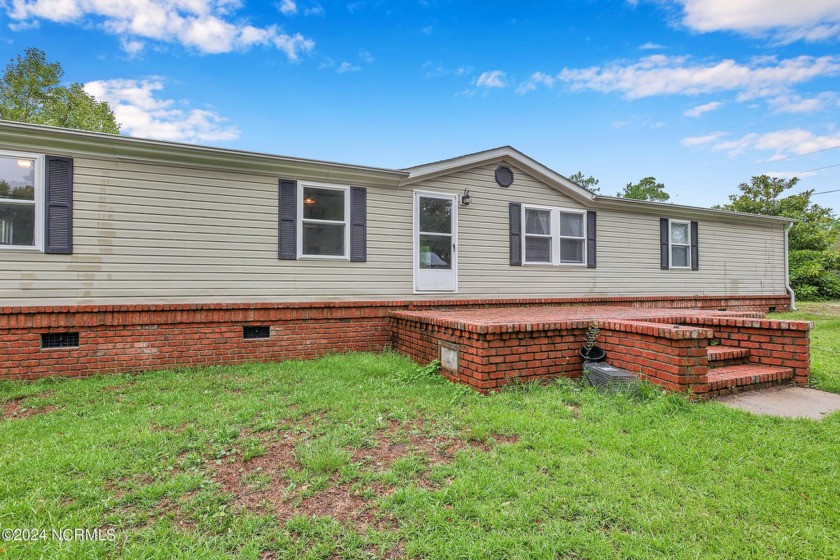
[2,0,840,210]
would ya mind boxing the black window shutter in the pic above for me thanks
[278,179,297,260]
[660,217,669,270]
[44,156,73,254]
[509,202,522,266]
[586,210,597,268]
[690,221,699,271]
[350,186,367,262]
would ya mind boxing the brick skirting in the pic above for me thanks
[1,294,791,381]
[388,305,810,396]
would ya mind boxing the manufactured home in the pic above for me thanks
[0,121,808,395]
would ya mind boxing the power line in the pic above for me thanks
[769,144,840,163]
[812,188,840,196]
[792,162,840,175]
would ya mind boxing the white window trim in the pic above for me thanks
[296,181,350,260]
[668,219,691,270]
[0,150,44,252]
[522,204,587,266]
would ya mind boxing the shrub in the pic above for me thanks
[789,249,840,301]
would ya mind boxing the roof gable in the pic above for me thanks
[401,146,596,206]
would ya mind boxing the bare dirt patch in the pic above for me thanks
[209,426,400,529]
[203,415,482,530]
[353,418,467,473]
[797,302,840,318]
[296,482,396,530]
[211,428,302,516]
[1,396,58,421]
[111,414,516,533]
[150,423,191,434]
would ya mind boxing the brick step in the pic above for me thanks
[707,345,751,367]
[707,364,794,397]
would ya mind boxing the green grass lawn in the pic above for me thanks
[771,301,840,393]
[1,308,839,559]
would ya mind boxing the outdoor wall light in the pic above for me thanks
[460,188,471,206]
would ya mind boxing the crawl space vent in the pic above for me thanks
[41,332,80,349]
[243,326,271,339]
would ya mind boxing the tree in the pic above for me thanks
[568,171,600,193]
[717,175,840,301]
[717,175,838,252]
[618,177,670,201]
[0,48,119,133]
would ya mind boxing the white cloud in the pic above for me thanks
[120,38,145,57]
[359,49,374,63]
[673,0,840,42]
[764,170,818,179]
[515,72,555,94]
[423,63,472,78]
[709,128,840,159]
[84,78,240,143]
[639,42,665,50]
[278,1,322,16]
[767,92,836,113]
[476,70,507,89]
[337,61,360,73]
[279,0,297,15]
[556,54,840,100]
[6,0,315,59]
[681,131,726,146]
[684,100,723,117]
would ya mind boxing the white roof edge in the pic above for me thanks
[401,146,596,205]
[0,120,409,182]
[593,195,797,224]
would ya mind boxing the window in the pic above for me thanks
[299,183,349,258]
[669,220,691,268]
[279,179,366,262]
[524,207,552,263]
[0,151,43,250]
[523,205,587,265]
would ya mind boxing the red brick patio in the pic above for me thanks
[389,306,812,398]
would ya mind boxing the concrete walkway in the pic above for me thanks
[717,386,840,420]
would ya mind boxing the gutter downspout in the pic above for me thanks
[785,222,796,311]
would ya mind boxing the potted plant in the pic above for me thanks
[579,321,606,362]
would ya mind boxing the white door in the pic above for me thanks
[414,192,457,292]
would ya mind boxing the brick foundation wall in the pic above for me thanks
[0,294,792,381]
[597,320,712,394]
[1,304,392,381]
[390,311,811,396]
[389,316,587,391]
[677,316,811,385]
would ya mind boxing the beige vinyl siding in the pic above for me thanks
[0,149,787,306]
[410,164,785,298]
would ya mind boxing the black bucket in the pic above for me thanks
[579,345,606,362]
